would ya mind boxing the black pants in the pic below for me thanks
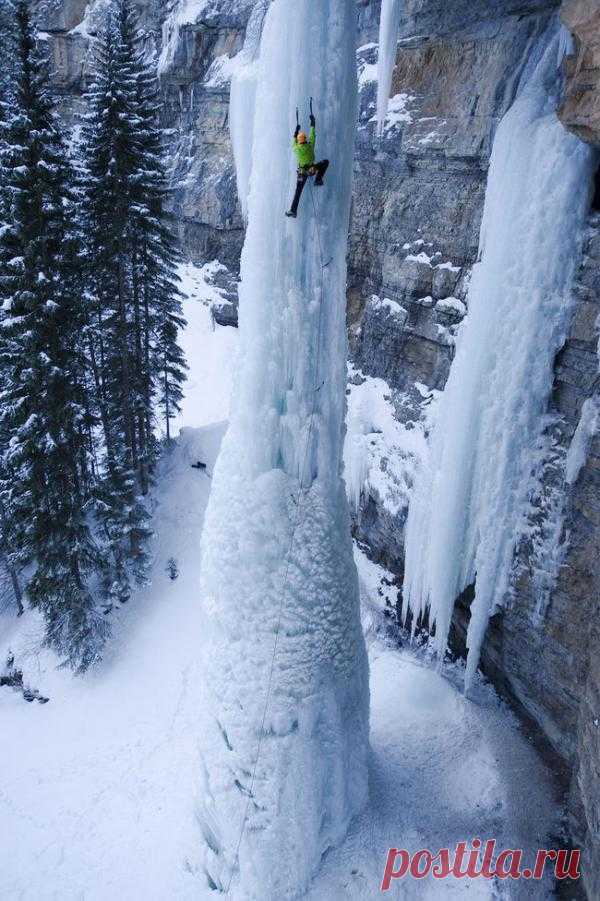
[289,160,329,215]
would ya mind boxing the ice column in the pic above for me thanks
[376,0,402,135]
[199,0,369,897]
[402,24,595,691]
[229,0,269,220]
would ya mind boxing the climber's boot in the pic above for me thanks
[314,159,329,186]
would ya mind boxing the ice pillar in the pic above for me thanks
[199,1,369,896]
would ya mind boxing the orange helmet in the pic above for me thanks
[297,131,307,144]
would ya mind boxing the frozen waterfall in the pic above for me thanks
[199,0,369,897]
[376,0,403,135]
[229,0,269,220]
[402,24,595,691]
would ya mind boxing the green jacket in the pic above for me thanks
[293,126,316,169]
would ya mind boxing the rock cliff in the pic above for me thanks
[352,4,600,897]
[33,0,600,895]
[559,0,600,144]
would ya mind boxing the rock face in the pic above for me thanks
[348,0,556,578]
[32,0,248,267]
[158,0,253,267]
[350,3,600,896]
[33,0,163,118]
[559,0,600,144]
[561,219,600,901]
[36,0,600,895]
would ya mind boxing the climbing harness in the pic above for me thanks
[287,98,331,217]
[224,167,329,898]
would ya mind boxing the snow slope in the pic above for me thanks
[0,263,560,898]
[171,261,239,432]
[198,0,369,896]
[0,265,236,900]
[0,424,221,901]
[312,553,558,901]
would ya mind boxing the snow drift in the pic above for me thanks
[199,0,369,897]
[402,23,595,690]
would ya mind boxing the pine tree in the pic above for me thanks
[0,0,24,614]
[79,3,153,605]
[79,0,186,605]
[123,0,187,453]
[0,0,18,111]
[0,1,108,668]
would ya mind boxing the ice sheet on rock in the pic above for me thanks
[402,22,595,691]
[344,367,429,519]
[518,423,571,623]
[159,0,258,77]
[229,0,269,220]
[566,397,600,485]
[158,0,209,75]
[203,54,243,88]
[557,23,575,66]
[199,1,369,897]
[376,0,403,135]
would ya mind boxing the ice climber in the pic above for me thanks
[285,110,329,218]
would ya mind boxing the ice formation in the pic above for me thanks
[344,362,429,520]
[376,0,403,135]
[402,24,595,691]
[199,0,369,897]
[566,397,600,485]
[229,1,269,220]
[158,0,208,75]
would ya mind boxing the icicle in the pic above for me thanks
[376,0,402,136]
[402,22,595,692]
[566,397,600,485]
[557,23,575,67]
[158,0,209,77]
[229,0,269,220]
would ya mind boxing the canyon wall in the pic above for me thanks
[352,3,600,895]
[34,0,600,894]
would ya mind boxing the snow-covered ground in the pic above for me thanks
[171,261,239,432]
[311,554,558,900]
[0,263,559,899]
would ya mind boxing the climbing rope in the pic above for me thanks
[309,181,328,394]
[223,181,328,896]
